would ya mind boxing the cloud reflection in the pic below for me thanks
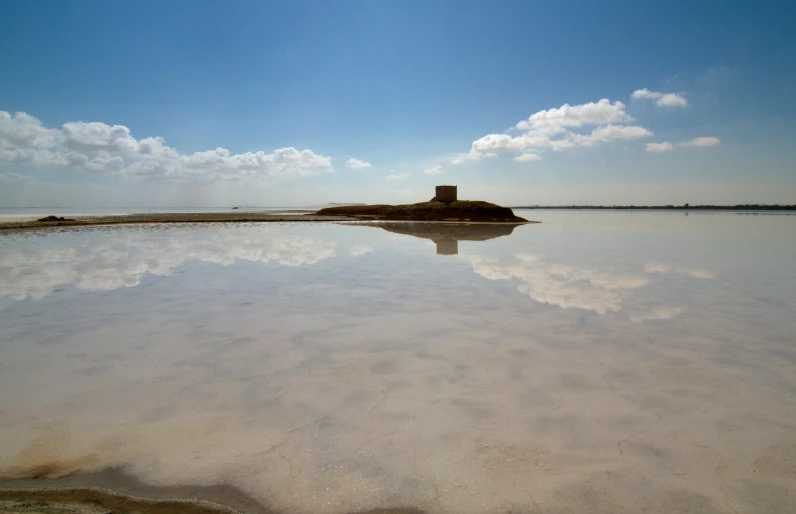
[630,306,684,323]
[0,229,336,304]
[466,254,648,314]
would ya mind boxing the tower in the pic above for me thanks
[435,185,457,203]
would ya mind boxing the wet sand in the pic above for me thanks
[0,470,424,514]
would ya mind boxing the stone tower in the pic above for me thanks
[434,185,457,203]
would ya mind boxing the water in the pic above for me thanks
[1,211,795,513]
[0,206,311,222]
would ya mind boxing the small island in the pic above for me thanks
[316,185,528,222]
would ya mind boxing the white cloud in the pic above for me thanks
[680,137,720,148]
[0,171,27,184]
[451,150,497,165]
[386,172,410,180]
[346,158,372,169]
[177,147,332,182]
[0,110,334,184]
[646,142,673,153]
[472,133,528,153]
[61,121,141,154]
[516,99,631,132]
[647,137,720,153]
[514,153,541,162]
[0,147,61,166]
[631,88,688,107]
[461,98,652,161]
[423,164,444,174]
[570,124,652,146]
[0,111,58,148]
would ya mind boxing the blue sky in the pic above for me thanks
[1,0,795,207]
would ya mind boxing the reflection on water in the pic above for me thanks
[1,214,796,514]
[375,222,520,255]
[466,253,650,314]
[0,226,336,306]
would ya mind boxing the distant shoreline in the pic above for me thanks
[511,205,796,211]
[0,212,344,231]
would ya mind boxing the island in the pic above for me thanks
[316,186,528,222]
[0,186,532,231]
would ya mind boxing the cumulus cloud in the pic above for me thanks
[647,137,720,153]
[61,121,141,154]
[646,142,673,153]
[423,164,444,175]
[0,110,334,184]
[570,124,652,146]
[0,111,58,148]
[458,98,652,163]
[631,88,688,107]
[451,150,497,165]
[386,172,410,180]
[514,153,541,162]
[346,158,372,169]
[0,171,27,184]
[516,99,632,132]
[680,137,720,148]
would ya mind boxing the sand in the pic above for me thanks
[0,212,347,231]
[0,470,423,514]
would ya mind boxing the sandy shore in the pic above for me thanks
[0,212,350,231]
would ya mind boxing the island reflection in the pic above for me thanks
[375,222,523,255]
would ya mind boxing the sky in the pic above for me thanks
[1,0,795,207]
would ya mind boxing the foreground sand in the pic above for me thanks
[0,469,429,513]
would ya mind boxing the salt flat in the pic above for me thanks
[1,211,794,513]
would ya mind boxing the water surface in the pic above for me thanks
[1,211,795,513]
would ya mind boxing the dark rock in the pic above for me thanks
[36,215,76,222]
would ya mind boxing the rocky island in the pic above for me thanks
[316,185,528,222]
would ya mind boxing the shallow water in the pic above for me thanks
[1,211,795,513]
[0,206,305,222]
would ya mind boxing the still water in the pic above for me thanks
[1,211,795,513]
